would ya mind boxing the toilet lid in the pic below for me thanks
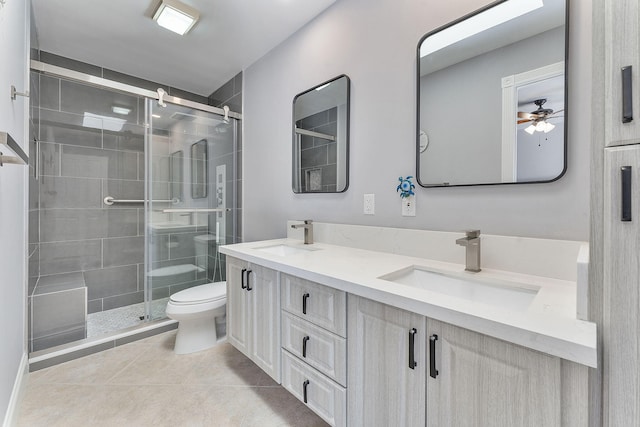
[170,281,226,305]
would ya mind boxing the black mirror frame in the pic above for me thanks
[292,74,351,194]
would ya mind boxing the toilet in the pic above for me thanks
[165,234,226,354]
[166,281,226,354]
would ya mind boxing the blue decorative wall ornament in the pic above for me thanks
[396,176,415,198]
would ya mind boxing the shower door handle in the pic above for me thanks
[246,270,253,291]
[241,268,247,289]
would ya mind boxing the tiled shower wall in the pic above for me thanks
[297,107,338,192]
[28,52,243,352]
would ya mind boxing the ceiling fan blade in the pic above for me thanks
[518,112,535,120]
[517,119,532,125]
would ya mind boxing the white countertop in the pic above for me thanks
[220,238,597,368]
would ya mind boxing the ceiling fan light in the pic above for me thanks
[543,122,556,133]
[524,124,536,135]
[153,0,200,36]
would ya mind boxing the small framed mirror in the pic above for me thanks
[190,139,208,199]
[170,150,183,202]
[417,0,568,187]
[293,75,350,193]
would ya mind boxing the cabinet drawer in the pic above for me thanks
[282,311,347,386]
[282,350,346,427]
[281,274,347,337]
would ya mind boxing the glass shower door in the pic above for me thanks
[144,99,237,320]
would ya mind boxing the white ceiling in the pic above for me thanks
[31,0,337,96]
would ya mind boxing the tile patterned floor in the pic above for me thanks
[86,298,170,338]
[17,331,329,427]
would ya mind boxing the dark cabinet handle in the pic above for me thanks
[241,268,247,289]
[246,270,253,291]
[429,334,439,379]
[303,379,310,403]
[622,66,633,123]
[302,293,310,314]
[302,336,310,358]
[622,166,632,221]
[409,328,417,369]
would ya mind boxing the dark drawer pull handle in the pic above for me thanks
[409,328,417,369]
[303,379,310,403]
[429,334,439,379]
[622,166,632,221]
[302,293,310,314]
[303,336,310,358]
[241,268,247,289]
[246,270,253,291]
[622,66,633,123]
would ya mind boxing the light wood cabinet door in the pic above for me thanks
[604,146,640,426]
[249,263,281,381]
[427,319,561,427]
[347,296,426,427]
[605,0,640,146]
[226,257,250,357]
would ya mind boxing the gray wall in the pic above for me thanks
[419,27,565,184]
[0,0,29,422]
[243,0,591,242]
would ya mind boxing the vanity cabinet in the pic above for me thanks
[226,257,280,382]
[280,274,347,427]
[426,319,562,427]
[347,295,426,427]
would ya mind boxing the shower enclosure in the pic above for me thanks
[28,64,239,352]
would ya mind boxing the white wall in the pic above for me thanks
[0,0,29,422]
[243,0,591,242]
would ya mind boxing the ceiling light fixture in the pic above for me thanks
[524,119,556,135]
[153,0,200,36]
[420,0,543,57]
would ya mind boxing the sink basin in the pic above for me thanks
[379,266,539,310]
[254,243,320,257]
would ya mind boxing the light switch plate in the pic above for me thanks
[364,194,375,215]
[402,195,416,217]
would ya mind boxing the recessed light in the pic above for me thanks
[153,0,200,36]
[112,106,131,115]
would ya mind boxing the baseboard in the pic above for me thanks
[2,352,28,427]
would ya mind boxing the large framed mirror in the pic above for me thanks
[293,75,350,193]
[417,0,568,187]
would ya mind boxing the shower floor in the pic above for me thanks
[86,298,169,338]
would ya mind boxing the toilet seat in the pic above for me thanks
[169,282,226,306]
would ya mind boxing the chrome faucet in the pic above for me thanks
[291,220,314,244]
[456,230,481,272]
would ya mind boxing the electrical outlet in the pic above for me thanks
[364,194,375,215]
[402,195,416,217]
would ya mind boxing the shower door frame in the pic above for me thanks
[30,59,241,328]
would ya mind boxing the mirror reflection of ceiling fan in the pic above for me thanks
[517,98,564,134]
